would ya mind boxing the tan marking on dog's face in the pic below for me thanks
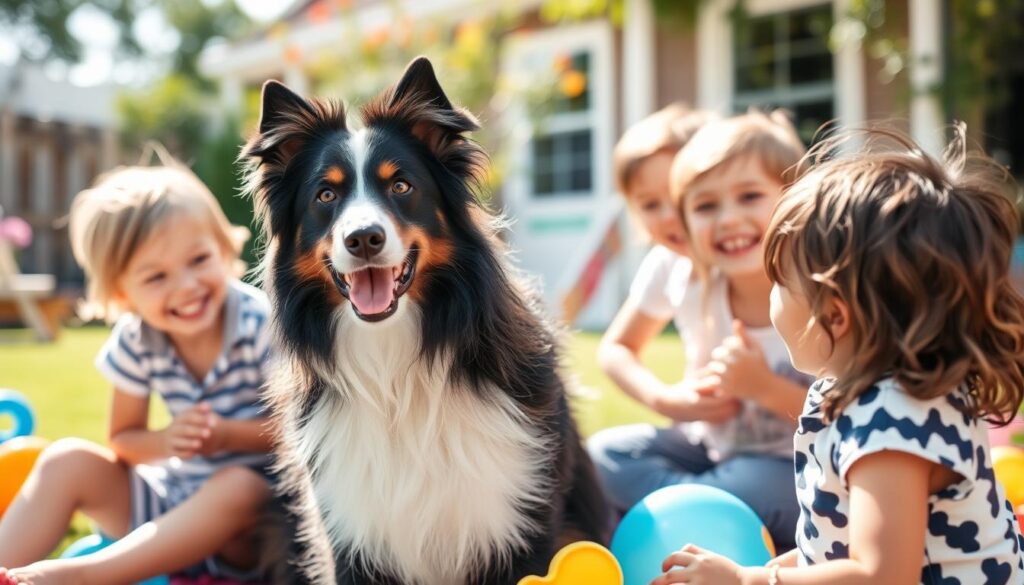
[324,166,345,185]
[400,226,453,303]
[377,160,399,182]
[293,239,342,303]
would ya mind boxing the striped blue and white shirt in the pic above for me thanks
[96,280,273,482]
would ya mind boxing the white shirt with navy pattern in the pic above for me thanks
[794,377,1024,584]
[96,280,273,482]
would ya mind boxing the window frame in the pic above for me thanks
[697,0,865,135]
[502,21,614,212]
[732,2,837,142]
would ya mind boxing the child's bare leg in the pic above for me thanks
[0,438,131,567]
[9,466,270,585]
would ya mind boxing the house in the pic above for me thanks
[200,0,1010,329]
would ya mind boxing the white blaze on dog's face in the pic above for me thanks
[327,128,417,323]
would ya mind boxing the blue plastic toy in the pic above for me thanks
[61,534,169,584]
[0,389,34,444]
[610,485,775,585]
[60,534,116,559]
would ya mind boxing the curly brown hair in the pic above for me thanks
[764,124,1024,424]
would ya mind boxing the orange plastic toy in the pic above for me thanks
[0,436,50,517]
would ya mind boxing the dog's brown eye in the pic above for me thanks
[318,189,337,203]
[391,181,411,195]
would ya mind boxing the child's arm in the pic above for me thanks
[599,298,740,423]
[598,296,673,407]
[107,389,168,464]
[765,548,799,569]
[109,391,221,463]
[651,450,933,585]
[200,414,276,455]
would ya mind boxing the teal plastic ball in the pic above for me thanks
[610,485,775,585]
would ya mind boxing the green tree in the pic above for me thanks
[116,74,207,157]
[0,0,251,81]
[0,0,138,63]
[158,0,251,84]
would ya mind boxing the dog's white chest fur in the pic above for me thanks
[291,305,550,584]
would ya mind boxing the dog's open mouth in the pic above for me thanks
[329,247,418,322]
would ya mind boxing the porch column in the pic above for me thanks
[623,0,655,126]
[909,0,945,157]
[619,0,657,297]
[284,67,309,96]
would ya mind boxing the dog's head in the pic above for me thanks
[242,58,490,343]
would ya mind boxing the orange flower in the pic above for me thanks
[308,0,332,24]
[362,27,390,52]
[560,70,587,98]
[396,17,414,48]
[284,44,303,64]
[422,25,439,45]
[553,53,573,73]
[455,20,485,54]
[268,22,290,41]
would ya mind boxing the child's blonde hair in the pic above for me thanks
[764,125,1024,424]
[613,102,714,195]
[669,109,805,279]
[69,160,249,320]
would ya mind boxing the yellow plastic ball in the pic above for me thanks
[0,436,50,517]
[992,446,1024,508]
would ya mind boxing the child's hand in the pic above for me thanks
[705,320,772,401]
[650,544,743,585]
[194,406,225,457]
[654,379,742,423]
[164,402,215,459]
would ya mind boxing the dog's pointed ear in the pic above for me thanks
[389,57,479,148]
[259,80,313,135]
[244,80,330,167]
[391,57,455,114]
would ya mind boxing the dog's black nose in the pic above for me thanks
[344,225,386,259]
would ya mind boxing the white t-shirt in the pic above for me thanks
[794,377,1024,582]
[628,246,811,459]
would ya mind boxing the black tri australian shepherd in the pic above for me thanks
[241,57,608,584]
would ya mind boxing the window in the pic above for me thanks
[530,52,595,198]
[733,4,834,143]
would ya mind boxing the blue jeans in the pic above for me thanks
[587,423,798,551]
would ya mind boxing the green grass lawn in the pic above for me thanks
[1,326,679,442]
[0,325,682,554]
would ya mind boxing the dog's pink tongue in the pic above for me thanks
[348,267,396,315]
